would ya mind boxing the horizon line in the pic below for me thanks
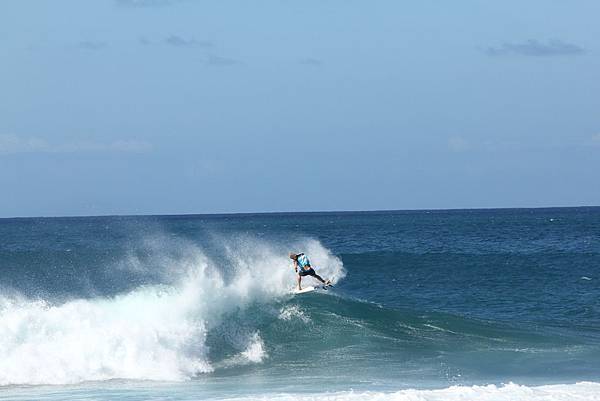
[1,204,599,220]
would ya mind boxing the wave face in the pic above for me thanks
[0,209,599,393]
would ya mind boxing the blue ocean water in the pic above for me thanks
[1,208,599,400]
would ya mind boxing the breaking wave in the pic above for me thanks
[0,236,345,386]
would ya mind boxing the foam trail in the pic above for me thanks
[0,238,345,386]
[218,382,600,401]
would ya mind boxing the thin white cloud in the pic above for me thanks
[207,54,239,66]
[0,135,49,154]
[485,39,584,57]
[77,41,108,51]
[165,35,212,48]
[448,136,470,152]
[111,139,153,152]
[591,133,600,146]
[0,134,153,155]
[299,57,323,66]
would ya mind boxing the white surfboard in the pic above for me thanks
[293,286,316,294]
[293,284,333,294]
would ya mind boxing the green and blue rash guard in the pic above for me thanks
[296,254,311,271]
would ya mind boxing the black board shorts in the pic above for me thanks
[298,268,316,277]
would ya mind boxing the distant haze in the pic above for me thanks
[1,0,599,217]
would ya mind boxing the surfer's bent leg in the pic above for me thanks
[308,269,326,284]
[297,274,302,290]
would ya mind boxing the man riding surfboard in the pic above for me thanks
[289,252,331,291]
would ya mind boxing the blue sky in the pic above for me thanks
[1,0,599,217]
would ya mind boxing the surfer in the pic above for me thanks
[289,252,331,290]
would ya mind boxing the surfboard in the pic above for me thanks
[293,284,333,294]
[294,286,316,294]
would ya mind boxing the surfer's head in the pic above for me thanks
[289,252,298,260]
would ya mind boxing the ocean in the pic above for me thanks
[1,208,599,400]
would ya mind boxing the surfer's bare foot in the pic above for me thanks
[325,279,331,286]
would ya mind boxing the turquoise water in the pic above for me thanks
[1,208,599,400]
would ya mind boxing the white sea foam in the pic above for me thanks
[278,305,311,323]
[0,237,344,386]
[241,332,267,363]
[220,382,600,401]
